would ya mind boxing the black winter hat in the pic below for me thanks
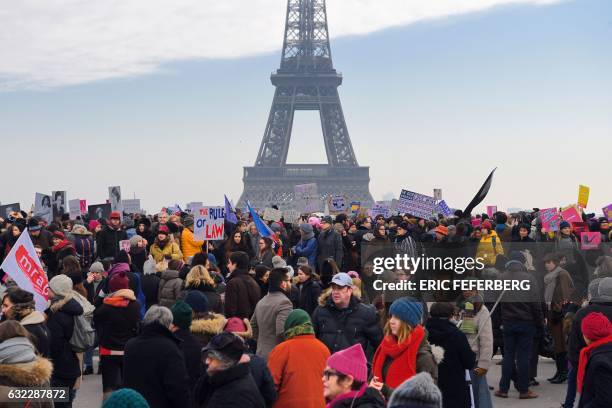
[203,333,246,364]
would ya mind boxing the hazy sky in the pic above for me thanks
[1,0,610,214]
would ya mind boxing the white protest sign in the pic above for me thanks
[263,207,282,222]
[0,230,49,311]
[433,189,443,201]
[371,202,391,218]
[34,193,52,223]
[282,210,301,224]
[328,195,347,213]
[397,190,437,219]
[68,199,81,219]
[194,207,225,241]
[108,186,123,213]
[294,183,319,213]
[187,202,203,212]
[122,199,141,214]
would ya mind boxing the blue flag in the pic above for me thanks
[224,195,238,224]
[247,201,275,241]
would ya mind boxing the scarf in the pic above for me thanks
[543,266,562,304]
[104,289,136,308]
[0,337,36,364]
[285,323,315,340]
[326,383,367,408]
[52,239,73,253]
[577,335,612,393]
[372,324,425,388]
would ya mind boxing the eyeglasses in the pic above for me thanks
[323,369,340,380]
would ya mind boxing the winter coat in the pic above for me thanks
[317,228,343,272]
[296,279,322,316]
[0,355,54,408]
[96,225,127,261]
[247,231,261,259]
[578,342,612,408]
[150,241,182,263]
[192,362,265,408]
[294,237,317,269]
[246,352,278,408]
[225,269,261,319]
[259,250,275,269]
[426,318,476,408]
[20,310,51,357]
[499,268,544,325]
[73,235,95,269]
[123,322,190,408]
[568,301,612,365]
[183,283,223,314]
[250,291,293,360]
[546,268,574,353]
[174,327,203,392]
[190,313,228,348]
[157,269,183,307]
[45,296,84,381]
[30,229,53,250]
[311,295,383,357]
[328,387,386,408]
[476,230,504,266]
[93,289,140,351]
[180,227,204,262]
[141,273,161,310]
[464,304,494,371]
[267,334,330,408]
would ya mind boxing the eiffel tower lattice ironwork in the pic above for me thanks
[237,0,374,211]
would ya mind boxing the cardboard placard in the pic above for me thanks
[294,183,319,213]
[0,203,21,219]
[51,191,67,219]
[194,207,225,241]
[263,207,282,222]
[436,200,452,217]
[122,199,141,215]
[397,190,436,219]
[34,193,53,223]
[561,205,582,223]
[282,210,301,225]
[88,203,111,221]
[603,203,612,222]
[328,195,347,214]
[433,189,442,201]
[486,205,497,218]
[580,232,601,250]
[577,185,589,208]
[540,208,560,232]
[68,199,81,219]
[350,201,361,215]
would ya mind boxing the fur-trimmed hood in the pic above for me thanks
[190,313,227,336]
[228,318,253,340]
[0,356,52,386]
[19,310,46,326]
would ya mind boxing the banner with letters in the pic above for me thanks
[194,207,225,241]
[397,190,436,219]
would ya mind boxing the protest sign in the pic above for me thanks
[109,186,123,213]
[577,185,589,208]
[328,195,347,214]
[436,200,452,217]
[0,203,21,219]
[371,202,390,218]
[540,207,560,232]
[68,199,81,219]
[187,202,203,212]
[88,203,111,221]
[433,189,442,200]
[603,203,612,221]
[294,183,319,213]
[486,205,497,218]
[350,201,361,215]
[122,199,141,214]
[282,210,301,224]
[119,240,131,253]
[560,205,582,223]
[194,207,225,241]
[34,193,52,223]
[79,200,87,215]
[263,207,282,222]
[397,190,436,219]
[0,230,49,311]
[580,232,601,250]
[52,191,67,219]
[571,221,588,236]
[471,218,482,228]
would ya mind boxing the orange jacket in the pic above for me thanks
[180,227,204,262]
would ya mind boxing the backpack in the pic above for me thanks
[69,314,97,352]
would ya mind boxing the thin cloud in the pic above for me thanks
[0,0,561,90]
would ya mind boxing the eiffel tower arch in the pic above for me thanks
[237,0,374,211]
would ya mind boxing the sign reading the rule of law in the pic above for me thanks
[397,190,437,219]
[0,231,49,311]
[194,207,225,241]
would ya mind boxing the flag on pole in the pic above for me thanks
[463,168,497,217]
[247,201,276,242]
[224,195,238,224]
[0,229,49,311]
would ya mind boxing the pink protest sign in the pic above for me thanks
[561,206,581,223]
[603,204,612,221]
[79,200,87,215]
[580,232,601,250]
[486,205,497,218]
[471,218,482,228]
[540,208,560,232]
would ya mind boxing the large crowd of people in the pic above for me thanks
[0,205,611,407]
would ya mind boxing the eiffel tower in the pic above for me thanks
[237,0,374,211]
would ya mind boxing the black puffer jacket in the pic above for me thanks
[192,362,265,408]
[45,297,83,381]
[141,273,161,310]
[96,226,127,261]
[296,279,322,316]
[578,342,612,408]
[311,296,382,356]
[93,289,140,351]
[331,387,386,408]
[568,300,612,365]
[182,282,223,314]
[426,318,475,408]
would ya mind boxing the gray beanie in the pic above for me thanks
[270,222,282,232]
[49,274,73,297]
[272,255,287,269]
[597,277,612,302]
[388,372,442,408]
[129,234,144,247]
[89,261,105,274]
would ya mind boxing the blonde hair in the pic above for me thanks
[185,265,215,288]
[384,317,413,344]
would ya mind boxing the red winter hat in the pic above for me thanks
[52,231,65,240]
[581,312,612,342]
[481,220,492,230]
[109,272,129,293]
[326,343,367,383]
[158,225,170,234]
[224,317,247,333]
[109,211,121,220]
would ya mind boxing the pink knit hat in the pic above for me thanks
[326,344,367,383]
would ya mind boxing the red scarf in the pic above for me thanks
[52,240,74,254]
[326,383,367,408]
[577,335,612,393]
[372,324,425,388]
